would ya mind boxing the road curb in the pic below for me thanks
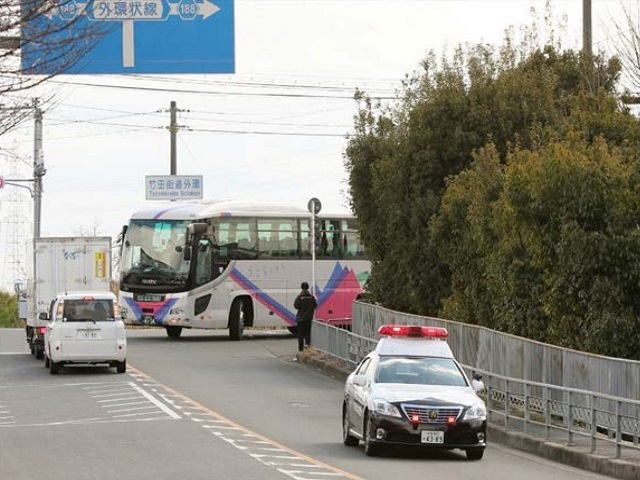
[297,349,640,480]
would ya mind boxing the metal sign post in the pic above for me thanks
[307,197,321,296]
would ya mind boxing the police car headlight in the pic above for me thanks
[170,307,185,315]
[463,404,487,421]
[371,398,402,418]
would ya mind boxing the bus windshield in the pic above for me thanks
[120,220,191,290]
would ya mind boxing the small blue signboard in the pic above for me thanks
[21,0,234,74]
[146,175,203,200]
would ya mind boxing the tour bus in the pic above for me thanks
[118,200,370,340]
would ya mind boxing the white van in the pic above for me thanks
[42,291,127,375]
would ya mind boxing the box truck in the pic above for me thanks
[25,236,112,358]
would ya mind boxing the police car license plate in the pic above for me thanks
[421,431,444,444]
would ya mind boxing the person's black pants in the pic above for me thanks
[297,320,311,352]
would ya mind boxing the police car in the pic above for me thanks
[342,325,486,459]
[42,291,127,375]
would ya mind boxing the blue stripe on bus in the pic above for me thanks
[229,267,297,325]
[123,296,178,324]
[315,262,350,304]
[229,261,352,326]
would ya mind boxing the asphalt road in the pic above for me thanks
[0,327,615,480]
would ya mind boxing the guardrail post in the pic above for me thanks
[524,383,529,436]
[544,386,551,440]
[567,390,574,446]
[504,379,509,429]
[616,400,622,459]
[486,377,492,421]
[590,394,596,453]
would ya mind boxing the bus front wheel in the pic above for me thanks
[166,326,183,338]
[229,299,246,341]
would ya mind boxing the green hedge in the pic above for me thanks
[0,293,21,328]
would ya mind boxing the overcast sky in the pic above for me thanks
[0,0,633,290]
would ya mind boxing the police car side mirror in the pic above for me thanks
[352,374,367,387]
[471,378,485,393]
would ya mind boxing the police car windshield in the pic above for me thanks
[375,357,468,387]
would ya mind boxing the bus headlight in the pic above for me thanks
[120,307,129,319]
[170,307,185,316]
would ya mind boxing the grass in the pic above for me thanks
[0,292,21,328]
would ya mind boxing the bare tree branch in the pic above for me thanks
[0,0,111,134]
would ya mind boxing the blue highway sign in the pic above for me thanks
[21,0,235,74]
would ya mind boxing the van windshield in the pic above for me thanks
[63,299,114,322]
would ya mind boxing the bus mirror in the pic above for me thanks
[183,246,192,261]
[188,223,207,237]
[120,225,128,251]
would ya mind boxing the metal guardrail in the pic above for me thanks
[312,319,640,463]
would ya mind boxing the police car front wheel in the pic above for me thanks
[466,448,484,460]
[363,413,381,456]
[342,406,359,447]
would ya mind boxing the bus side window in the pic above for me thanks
[330,221,342,258]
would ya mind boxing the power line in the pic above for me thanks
[48,79,397,100]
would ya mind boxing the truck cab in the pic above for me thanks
[43,291,127,375]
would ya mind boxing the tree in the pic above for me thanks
[0,292,20,328]
[609,1,640,98]
[345,15,640,357]
[0,0,108,135]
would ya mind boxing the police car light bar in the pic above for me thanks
[378,325,449,338]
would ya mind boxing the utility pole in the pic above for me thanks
[32,98,44,238]
[583,0,592,56]
[165,101,189,175]
[169,100,177,175]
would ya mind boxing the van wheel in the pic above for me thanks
[116,361,127,374]
[49,360,59,375]
[229,299,246,341]
[35,346,44,359]
[44,355,50,368]
[166,326,182,338]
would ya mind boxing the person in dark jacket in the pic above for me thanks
[294,281,317,352]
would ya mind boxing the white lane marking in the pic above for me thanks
[0,352,30,355]
[105,405,157,414]
[280,472,344,478]
[87,389,133,396]
[250,454,301,460]
[128,365,366,480]
[0,416,175,428]
[0,381,123,389]
[88,391,136,398]
[101,401,148,408]
[82,383,130,390]
[201,425,240,430]
[97,396,144,403]
[112,410,170,418]
[130,383,181,420]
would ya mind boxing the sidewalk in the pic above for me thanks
[296,349,640,480]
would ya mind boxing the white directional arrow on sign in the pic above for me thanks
[44,0,221,67]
